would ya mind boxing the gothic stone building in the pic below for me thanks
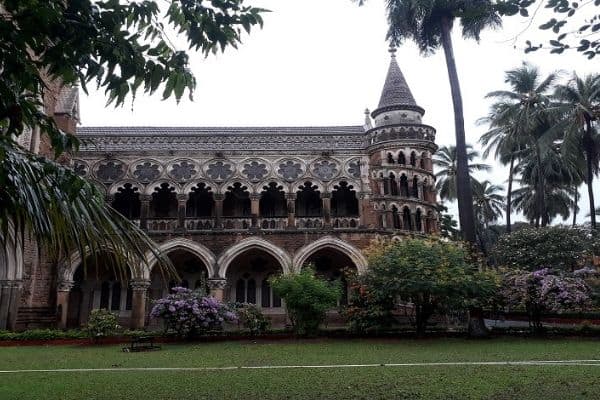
[1,52,439,330]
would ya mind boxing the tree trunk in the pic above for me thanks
[534,141,546,227]
[572,186,578,227]
[439,17,476,243]
[506,156,514,233]
[468,307,489,338]
[584,118,597,230]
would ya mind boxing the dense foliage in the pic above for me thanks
[85,309,120,339]
[492,227,595,271]
[231,303,270,335]
[500,268,592,332]
[352,239,498,335]
[0,0,264,272]
[270,268,340,336]
[150,287,237,337]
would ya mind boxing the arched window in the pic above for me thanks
[331,182,359,217]
[110,282,121,311]
[412,176,419,198]
[403,207,412,231]
[389,173,399,196]
[260,278,281,308]
[260,183,287,217]
[420,152,427,169]
[223,183,251,217]
[410,151,417,167]
[235,279,245,303]
[398,152,406,165]
[416,209,423,232]
[296,182,322,217]
[187,183,214,217]
[387,153,395,164]
[150,183,178,218]
[100,282,110,309]
[112,183,141,219]
[392,206,401,229]
[246,279,257,304]
[400,175,409,197]
[236,275,257,304]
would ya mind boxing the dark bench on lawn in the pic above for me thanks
[122,336,161,352]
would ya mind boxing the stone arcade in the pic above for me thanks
[1,50,439,330]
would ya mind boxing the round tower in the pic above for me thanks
[367,48,439,234]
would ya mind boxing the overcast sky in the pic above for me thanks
[79,0,599,225]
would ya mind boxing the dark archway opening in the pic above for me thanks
[392,206,401,229]
[331,181,359,217]
[112,184,141,219]
[150,183,178,218]
[410,151,417,167]
[400,175,409,197]
[149,249,209,301]
[260,183,287,218]
[296,182,322,217]
[403,207,412,231]
[223,183,251,217]
[303,248,358,306]
[398,152,406,165]
[411,176,419,198]
[187,183,214,217]
[389,173,399,196]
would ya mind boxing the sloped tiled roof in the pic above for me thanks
[55,86,80,119]
[78,126,365,136]
[377,55,418,109]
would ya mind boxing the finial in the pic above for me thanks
[364,108,370,115]
[388,44,397,58]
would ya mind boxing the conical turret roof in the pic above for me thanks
[371,49,423,118]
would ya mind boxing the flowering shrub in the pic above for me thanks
[231,303,270,335]
[86,309,120,339]
[500,268,592,332]
[150,287,237,337]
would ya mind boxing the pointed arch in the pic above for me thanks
[144,238,217,279]
[217,238,292,278]
[293,237,368,274]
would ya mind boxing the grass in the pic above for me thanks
[0,338,599,399]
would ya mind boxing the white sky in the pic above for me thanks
[80,0,600,225]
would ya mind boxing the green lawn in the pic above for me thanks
[0,338,599,399]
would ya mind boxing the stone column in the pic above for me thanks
[6,281,22,331]
[208,279,227,301]
[410,212,417,232]
[322,192,332,228]
[130,280,151,329]
[286,193,297,229]
[56,280,74,329]
[176,194,188,231]
[0,281,12,330]
[213,194,224,229]
[250,194,261,229]
[417,183,424,200]
[358,192,369,228]
[140,194,151,230]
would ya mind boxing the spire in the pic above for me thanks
[375,47,419,112]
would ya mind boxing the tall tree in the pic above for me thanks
[553,73,600,229]
[479,101,526,232]
[357,0,502,243]
[485,63,558,226]
[0,1,265,270]
[472,179,506,230]
[433,145,490,201]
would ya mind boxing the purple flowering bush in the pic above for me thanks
[150,287,237,337]
[500,268,592,332]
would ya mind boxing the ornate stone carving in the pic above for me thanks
[96,160,125,182]
[170,160,197,181]
[57,280,75,292]
[242,161,268,182]
[312,160,339,181]
[207,278,227,290]
[277,160,303,182]
[73,161,88,177]
[133,161,161,182]
[130,280,151,291]
[347,159,361,179]
[206,161,233,181]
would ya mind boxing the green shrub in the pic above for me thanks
[270,268,340,336]
[492,227,593,271]
[232,303,270,335]
[0,329,87,341]
[85,309,121,339]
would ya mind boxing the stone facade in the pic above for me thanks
[2,51,440,330]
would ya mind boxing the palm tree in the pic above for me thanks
[1,136,172,279]
[553,73,600,230]
[375,0,502,243]
[433,145,490,201]
[485,63,559,227]
[479,101,527,233]
[472,179,506,229]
